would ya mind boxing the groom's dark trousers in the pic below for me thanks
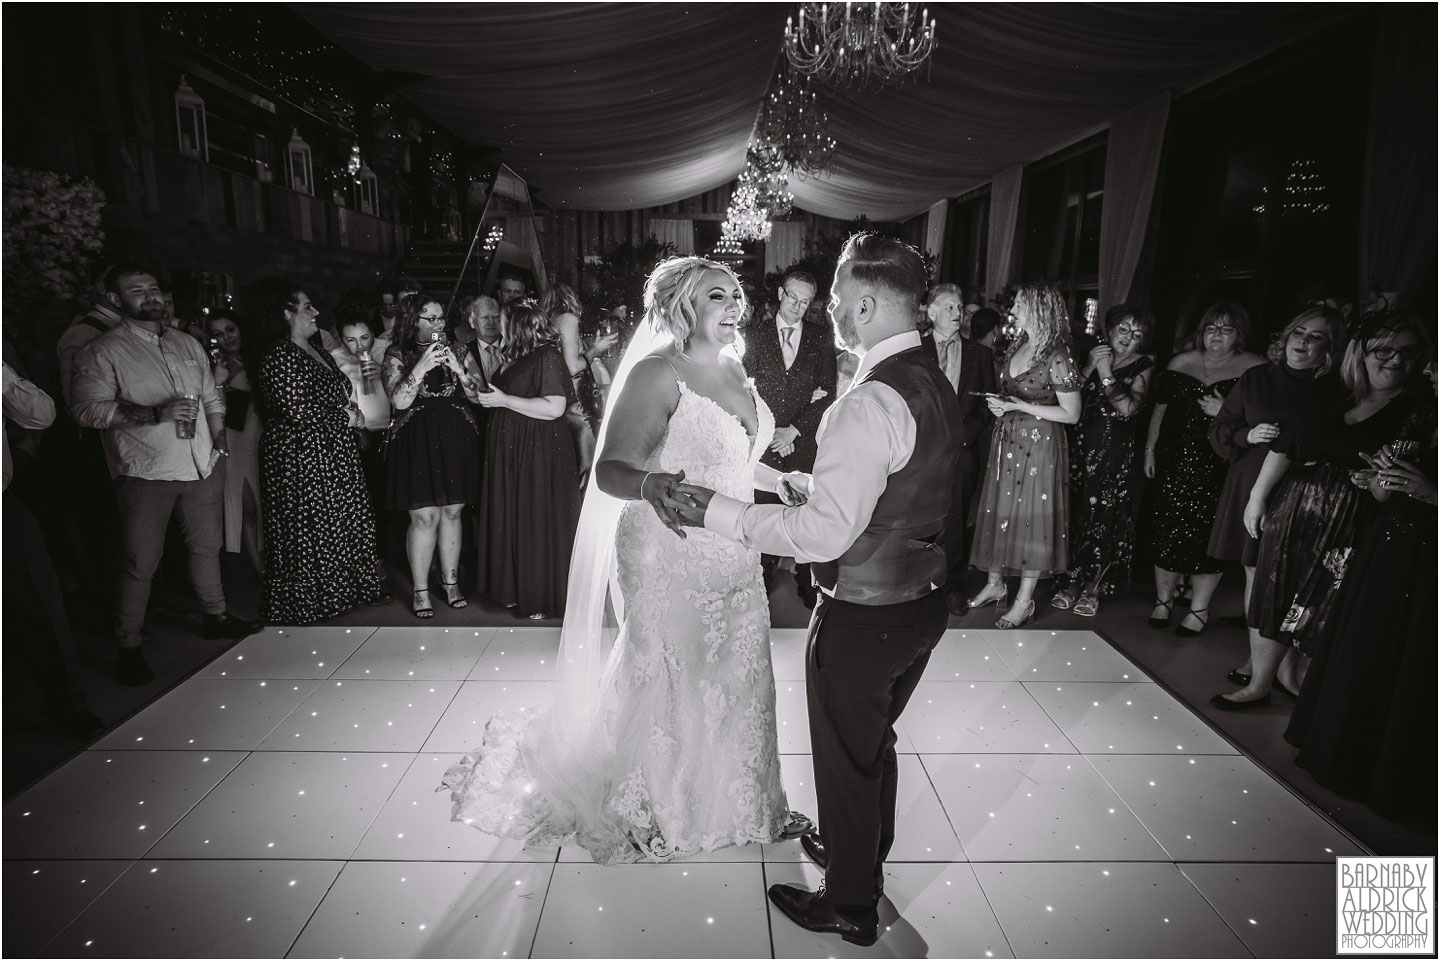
[804,589,948,908]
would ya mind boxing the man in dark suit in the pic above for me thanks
[740,270,838,607]
[919,284,997,614]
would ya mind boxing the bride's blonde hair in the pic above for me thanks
[643,256,746,348]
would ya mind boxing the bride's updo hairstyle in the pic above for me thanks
[643,256,747,348]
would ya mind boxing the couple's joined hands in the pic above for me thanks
[639,470,716,538]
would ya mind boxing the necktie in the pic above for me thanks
[485,343,501,379]
[937,337,961,391]
[781,325,796,369]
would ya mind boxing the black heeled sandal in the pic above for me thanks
[1176,607,1209,638]
[440,580,467,609]
[1148,597,1173,629]
[412,588,434,619]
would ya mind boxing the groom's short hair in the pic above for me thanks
[839,233,926,309]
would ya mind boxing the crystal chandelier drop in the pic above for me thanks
[713,229,745,256]
[748,146,793,218]
[722,168,773,243]
[757,67,836,179]
[784,2,937,93]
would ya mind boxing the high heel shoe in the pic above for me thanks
[1148,597,1174,629]
[1176,607,1209,638]
[996,599,1036,630]
[412,588,434,619]
[968,584,1008,610]
[440,580,467,609]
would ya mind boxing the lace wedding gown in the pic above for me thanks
[442,380,792,863]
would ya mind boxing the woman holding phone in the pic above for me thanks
[383,293,485,618]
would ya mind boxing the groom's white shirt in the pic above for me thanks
[706,330,920,565]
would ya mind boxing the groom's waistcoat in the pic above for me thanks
[811,346,960,606]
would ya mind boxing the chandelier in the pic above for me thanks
[784,2,937,93]
[747,147,793,218]
[757,67,836,178]
[722,168,773,243]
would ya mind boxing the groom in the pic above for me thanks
[676,233,959,947]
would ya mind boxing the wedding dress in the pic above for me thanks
[441,376,793,863]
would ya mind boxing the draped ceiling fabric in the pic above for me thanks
[294,3,1351,221]
[1098,92,1170,310]
[986,166,1023,299]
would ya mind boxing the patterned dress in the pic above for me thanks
[1249,388,1433,653]
[256,340,383,623]
[443,379,792,863]
[1063,357,1154,596]
[1147,370,1239,574]
[969,344,1082,575]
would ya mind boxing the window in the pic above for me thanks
[1019,137,1106,326]
[945,189,989,304]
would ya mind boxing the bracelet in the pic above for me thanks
[640,471,657,501]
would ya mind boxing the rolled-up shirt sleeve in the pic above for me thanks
[68,343,121,429]
[705,385,912,563]
[2,362,56,429]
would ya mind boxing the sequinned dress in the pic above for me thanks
[969,345,1082,575]
[1147,370,1238,573]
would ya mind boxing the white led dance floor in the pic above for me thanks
[4,625,1362,957]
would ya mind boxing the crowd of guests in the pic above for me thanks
[3,255,1433,827]
[940,282,1432,825]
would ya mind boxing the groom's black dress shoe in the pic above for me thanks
[800,833,884,901]
[768,883,879,947]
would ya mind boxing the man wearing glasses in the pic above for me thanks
[741,270,838,608]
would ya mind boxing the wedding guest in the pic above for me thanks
[1215,311,1432,709]
[1284,430,1435,821]
[3,361,104,737]
[1052,305,1155,616]
[496,272,529,307]
[329,303,393,548]
[383,293,485,617]
[377,286,400,341]
[69,263,260,685]
[740,269,838,607]
[1208,306,1343,680]
[970,308,1003,354]
[474,300,581,618]
[463,295,505,386]
[540,283,615,482]
[206,309,264,576]
[919,283,997,613]
[254,284,387,623]
[1142,302,1264,635]
[968,282,1082,629]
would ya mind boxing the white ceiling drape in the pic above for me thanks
[294,3,1352,220]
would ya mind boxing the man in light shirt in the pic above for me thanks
[464,295,505,386]
[69,263,262,686]
[677,234,960,948]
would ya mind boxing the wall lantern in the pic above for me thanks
[174,76,209,161]
[285,127,314,196]
[357,164,379,216]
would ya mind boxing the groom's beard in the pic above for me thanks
[831,304,860,351]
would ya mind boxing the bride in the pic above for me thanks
[441,256,806,863]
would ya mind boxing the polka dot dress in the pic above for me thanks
[969,345,1082,576]
[257,340,384,624]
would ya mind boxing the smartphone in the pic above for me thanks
[431,331,444,344]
